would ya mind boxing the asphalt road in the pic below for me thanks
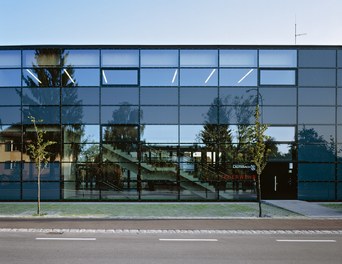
[0,232,341,264]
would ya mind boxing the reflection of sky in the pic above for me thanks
[142,125,178,143]
[83,125,100,143]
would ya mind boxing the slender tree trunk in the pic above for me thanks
[257,173,262,217]
[37,160,41,215]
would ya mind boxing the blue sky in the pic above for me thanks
[1,0,342,45]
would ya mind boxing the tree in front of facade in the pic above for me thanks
[247,105,271,217]
[27,116,56,215]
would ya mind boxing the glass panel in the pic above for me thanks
[23,49,60,67]
[64,125,100,143]
[262,106,296,124]
[141,69,178,86]
[0,50,21,68]
[102,69,138,86]
[180,50,218,67]
[23,68,61,87]
[259,50,297,67]
[299,49,336,67]
[141,106,178,124]
[140,88,178,105]
[63,144,100,162]
[220,88,257,105]
[298,69,336,86]
[338,126,342,143]
[338,69,342,86]
[101,105,139,124]
[268,143,294,160]
[338,50,342,68]
[141,125,178,143]
[180,69,218,86]
[101,50,139,67]
[62,68,99,87]
[298,107,335,124]
[180,125,205,143]
[259,88,296,106]
[220,69,257,86]
[219,50,257,67]
[180,106,218,124]
[298,125,335,143]
[298,145,335,162]
[260,70,296,85]
[141,181,178,200]
[23,88,60,105]
[299,88,335,105]
[339,107,342,124]
[265,126,295,141]
[0,88,21,105]
[102,125,138,142]
[339,164,342,180]
[63,49,99,67]
[298,182,335,201]
[0,69,21,86]
[298,164,335,181]
[0,182,20,200]
[141,50,178,67]
[22,163,60,181]
[102,87,138,105]
[180,88,217,105]
[0,162,21,179]
[0,107,21,124]
[22,106,59,124]
[61,106,99,124]
[62,87,99,105]
[23,182,60,200]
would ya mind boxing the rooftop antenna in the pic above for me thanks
[295,15,307,45]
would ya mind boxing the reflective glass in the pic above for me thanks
[141,125,178,143]
[22,106,60,124]
[63,144,100,162]
[22,163,60,181]
[140,181,178,200]
[220,88,257,105]
[338,69,342,86]
[101,50,139,67]
[298,164,335,181]
[260,70,296,85]
[298,125,335,143]
[299,88,335,105]
[23,182,60,200]
[63,49,99,67]
[0,69,21,86]
[62,68,99,87]
[0,50,21,67]
[141,50,178,67]
[268,144,294,160]
[64,125,100,143]
[259,88,296,106]
[140,88,178,105]
[220,69,257,86]
[259,50,297,67]
[299,49,336,67]
[23,49,60,67]
[0,107,21,124]
[141,69,178,86]
[180,106,217,124]
[23,88,60,105]
[141,106,178,124]
[102,125,138,142]
[0,88,21,105]
[62,106,99,124]
[298,107,335,124]
[0,182,20,200]
[180,88,217,105]
[338,126,342,143]
[262,106,296,124]
[338,107,342,124]
[102,87,138,105]
[222,106,252,124]
[0,125,21,148]
[23,68,61,87]
[180,125,204,143]
[298,144,335,162]
[62,87,99,105]
[265,126,295,141]
[101,105,139,124]
[219,50,257,67]
[298,69,336,86]
[180,69,217,86]
[0,145,22,162]
[102,69,138,86]
[298,182,335,200]
[338,88,342,105]
[180,50,218,67]
[338,50,342,67]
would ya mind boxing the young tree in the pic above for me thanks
[247,105,271,217]
[27,116,56,215]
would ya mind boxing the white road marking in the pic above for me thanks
[159,238,218,242]
[36,238,96,241]
[276,239,336,243]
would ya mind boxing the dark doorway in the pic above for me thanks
[261,162,297,199]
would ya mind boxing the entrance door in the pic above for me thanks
[261,162,297,199]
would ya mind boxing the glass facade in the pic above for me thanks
[0,46,341,201]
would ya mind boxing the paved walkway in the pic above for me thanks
[264,200,342,218]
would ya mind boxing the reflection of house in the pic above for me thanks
[0,45,341,201]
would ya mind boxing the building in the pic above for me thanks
[0,45,341,201]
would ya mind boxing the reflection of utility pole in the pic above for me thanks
[295,15,307,45]
[246,88,264,123]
